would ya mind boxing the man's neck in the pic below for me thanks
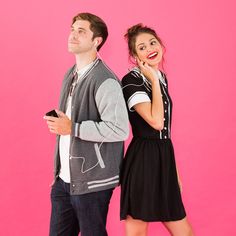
[75,52,97,71]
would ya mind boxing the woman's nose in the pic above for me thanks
[146,46,152,53]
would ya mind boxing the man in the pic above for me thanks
[44,12,129,236]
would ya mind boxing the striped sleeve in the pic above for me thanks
[121,71,151,111]
[76,78,129,142]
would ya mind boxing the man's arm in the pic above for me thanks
[72,79,129,142]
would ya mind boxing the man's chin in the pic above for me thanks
[68,48,78,54]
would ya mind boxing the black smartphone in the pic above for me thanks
[45,109,58,118]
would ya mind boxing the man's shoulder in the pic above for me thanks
[92,60,118,81]
[63,65,76,80]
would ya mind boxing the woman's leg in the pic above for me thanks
[125,215,148,236]
[163,217,194,236]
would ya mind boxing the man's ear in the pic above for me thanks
[94,37,103,47]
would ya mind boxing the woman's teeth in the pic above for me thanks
[148,52,158,59]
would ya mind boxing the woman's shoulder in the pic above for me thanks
[122,68,143,86]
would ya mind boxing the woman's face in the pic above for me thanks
[134,33,163,68]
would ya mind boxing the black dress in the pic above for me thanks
[120,68,186,222]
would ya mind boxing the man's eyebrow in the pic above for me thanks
[77,27,86,31]
[71,26,86,31]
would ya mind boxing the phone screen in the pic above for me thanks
[45,110,58,118]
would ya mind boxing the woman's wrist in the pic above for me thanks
[151,76,159,85]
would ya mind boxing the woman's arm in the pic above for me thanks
[134,59,164,130]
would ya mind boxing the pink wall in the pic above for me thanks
[0,0,235,235]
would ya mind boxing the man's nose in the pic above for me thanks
[70,31,78,39]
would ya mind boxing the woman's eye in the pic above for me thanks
[151,41,157,45]
[139,46,145,50]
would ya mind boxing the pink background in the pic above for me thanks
[0,0,235,235]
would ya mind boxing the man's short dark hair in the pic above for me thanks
[72,12,108,51]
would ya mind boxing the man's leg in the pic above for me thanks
[71,188,113,236]
[49,178,79,236]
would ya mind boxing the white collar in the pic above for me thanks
[157,70,166,86]
[75,58,98,78]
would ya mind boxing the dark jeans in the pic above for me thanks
[49,178,113,236]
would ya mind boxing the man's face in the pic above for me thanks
[68,20,95,54]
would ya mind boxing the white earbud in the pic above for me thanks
[94,41,99,47]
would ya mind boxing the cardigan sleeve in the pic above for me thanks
[71,78,129,142]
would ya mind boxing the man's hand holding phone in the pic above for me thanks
[44,109,72,135]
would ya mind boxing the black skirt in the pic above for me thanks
[120,136,186,222]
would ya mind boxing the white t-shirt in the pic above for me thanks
[59,61,96,183]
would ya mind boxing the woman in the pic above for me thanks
[120,24,194,236]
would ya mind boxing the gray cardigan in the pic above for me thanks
[54,59,129,195]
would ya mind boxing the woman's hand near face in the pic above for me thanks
[136,58,159,84]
